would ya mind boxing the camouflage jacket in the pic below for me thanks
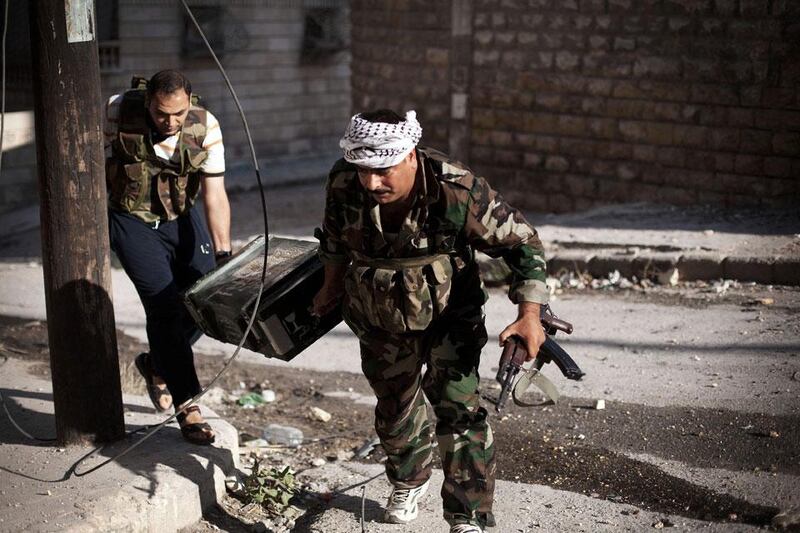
[319,147,548,313]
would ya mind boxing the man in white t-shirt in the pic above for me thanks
[104,70,230,445]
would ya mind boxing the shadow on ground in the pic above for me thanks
[492,398,796,527]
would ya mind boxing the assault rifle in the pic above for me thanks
[495,304,584,412]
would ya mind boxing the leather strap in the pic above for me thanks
[512,368,560,406]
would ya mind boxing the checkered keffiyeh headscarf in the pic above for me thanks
[339,110,423,168]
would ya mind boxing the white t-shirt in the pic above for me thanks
[104,94,225,176]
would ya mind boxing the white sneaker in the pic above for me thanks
[450,524,484,533]
[383,479,430,524]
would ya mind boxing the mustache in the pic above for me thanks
[371,189,392,195]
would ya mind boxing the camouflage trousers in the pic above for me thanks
[358,307,495,527]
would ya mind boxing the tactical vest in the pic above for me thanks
[321,148,481,334]
[340,179,474,335]
[343,251,458,334]
[106,81,209,223]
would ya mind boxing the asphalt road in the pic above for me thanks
[179,284,800,416]
[2,183,799,531]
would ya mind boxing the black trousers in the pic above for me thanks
[108,208,215,406]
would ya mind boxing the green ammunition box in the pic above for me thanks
[184,235,342,361]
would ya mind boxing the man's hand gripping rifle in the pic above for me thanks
[495,305,584,412]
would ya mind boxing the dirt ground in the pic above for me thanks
[1,282,798,532]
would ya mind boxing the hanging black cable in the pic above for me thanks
[71,0,272,477]
[0,0,8,175]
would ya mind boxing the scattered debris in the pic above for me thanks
[309,406,331,423]
[354,436,381,459]
[546,277,561,296]
[333,449,354,461]
[242,438,271,449]
[202,387,228,406]
[0,343,27,355]
[261,389,277,403]
[322,389,378,406]
[238,392,267,409]
[773,506,800,530]
[225,474,244,494]
[711,279,740,295]
[547,267,697,292]
[262,424,304,447]
[657,268,679,287]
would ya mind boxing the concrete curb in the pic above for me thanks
[0,357,239,533]
[480,249,800,286]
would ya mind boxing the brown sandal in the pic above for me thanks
[135,353,173,412]
[177,405,215,445]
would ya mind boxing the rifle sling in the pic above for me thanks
[512,368,560,406]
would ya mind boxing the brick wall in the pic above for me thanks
[351,0,453,150]
[104,0,351,187]
[1,0,352,213]
[351,0,800,212]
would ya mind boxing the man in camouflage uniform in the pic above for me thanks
[312,109,548,533]
[104,70,231,444]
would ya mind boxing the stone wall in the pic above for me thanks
[103,0,350,172]
[350,0,800,212]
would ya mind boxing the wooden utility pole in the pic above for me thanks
[29,0,124,444]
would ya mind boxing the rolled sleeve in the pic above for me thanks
[201,111,225,176]
[464,176,548,305]
[317,225,349,265]
[317,178,350,265]
[510,278,549,304]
